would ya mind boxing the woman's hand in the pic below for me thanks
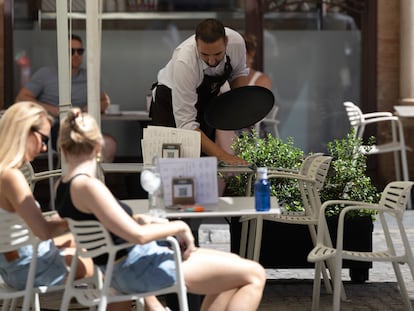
[175,221,196,260]
[218,153,249,166]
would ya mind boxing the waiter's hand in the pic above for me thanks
[218,153,249,166]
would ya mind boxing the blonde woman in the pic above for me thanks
[0,101,93,290]
[55,107,266,311]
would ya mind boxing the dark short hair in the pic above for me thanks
[195,19,226,43]
[70,34,83,44]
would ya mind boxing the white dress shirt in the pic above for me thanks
[157,27,248,130]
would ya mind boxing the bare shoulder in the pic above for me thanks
[69,174,100,190]
[1,167,26,186]
[256,73,272,90]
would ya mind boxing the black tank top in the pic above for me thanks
[55,174,132,265]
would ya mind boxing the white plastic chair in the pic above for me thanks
[19,162,61,209]
[255,105,280,138]
[0,212,65,311]
[343,101,409,181]
[61,218,188,311]
[308,181,414,311]
[239,155,337,295]
[240,155,332,260]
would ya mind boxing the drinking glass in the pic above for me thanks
[140,165,165,217]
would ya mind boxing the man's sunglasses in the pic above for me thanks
[71,48,85,56]
[31,127,49,148]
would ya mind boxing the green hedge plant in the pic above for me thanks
[225,129,380,218]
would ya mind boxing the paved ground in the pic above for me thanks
[9,210,414,310]
[199,210,414,310]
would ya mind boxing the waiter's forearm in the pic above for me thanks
[230,75,248,89]
[197,129,227,159]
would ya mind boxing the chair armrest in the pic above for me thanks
[361,115,399,125]
[314,200,376,245]
[268,167,299,174]
[33,169,62,181]
[363,112,393,118]
[334,204,381,251]
[268,172,316,183]
[262,119,280,125]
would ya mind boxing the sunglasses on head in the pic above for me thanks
[31,127,49,148]
[71,48,85,56]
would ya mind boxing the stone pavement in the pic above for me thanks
[199,210,414,310]
[11,211,414,310]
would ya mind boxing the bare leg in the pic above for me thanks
[144,296,166,311]
[183,248,266,311]
[61,247,95,279]
[106,296,164,311]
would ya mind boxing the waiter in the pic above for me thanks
[151,18,249,165]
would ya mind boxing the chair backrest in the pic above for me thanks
[66,219,126,260]
[64,218,188,311]
[20,162,37,190]
[19,162,62,193]
[0,211,39,311]
[298,153,324,177]
[379,181,414,214]
[0,211,38,253]
[305,155,332,191]
[268,155,332,217]
[265,104,279,120]
[343,101,365,137]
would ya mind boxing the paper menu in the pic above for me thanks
[141,126,201,164]
[157,157,218,207]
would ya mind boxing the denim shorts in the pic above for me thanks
[0,240,67,290]
[102,241,176,294]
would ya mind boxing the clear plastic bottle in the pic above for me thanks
[255,167,271,211]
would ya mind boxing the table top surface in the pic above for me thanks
[102,110,151,121]
[124,196,280,218]
[100,162,255,174]
[394,105,414,117]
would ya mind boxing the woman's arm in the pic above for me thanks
[70,176,195,252]
[2,168,68,240]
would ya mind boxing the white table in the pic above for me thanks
[102,110,151,121]
[124,196,280,218]
[394,105,414,117]
[125,196,279,260]
[100,163,255,195]
[100,162,254,174]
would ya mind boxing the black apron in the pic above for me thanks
[150,56,233,141]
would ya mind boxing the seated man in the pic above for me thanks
[16,34,117,162]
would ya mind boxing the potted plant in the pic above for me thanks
[226,130,380,282]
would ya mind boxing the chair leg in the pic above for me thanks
[393,150,401,181]
[32,293,40,311]
[247,218,257,259]
[308,225,332,294]
[332,255,343,311]
[136,298,145,311]
[1,299,11,311]
[273,123,280,139]
[60,289,72,311]
[253,216,263,262]
[311,261,322,311]
[391,261,413,311]
[239,219,249,257]
[47,138,56,210]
